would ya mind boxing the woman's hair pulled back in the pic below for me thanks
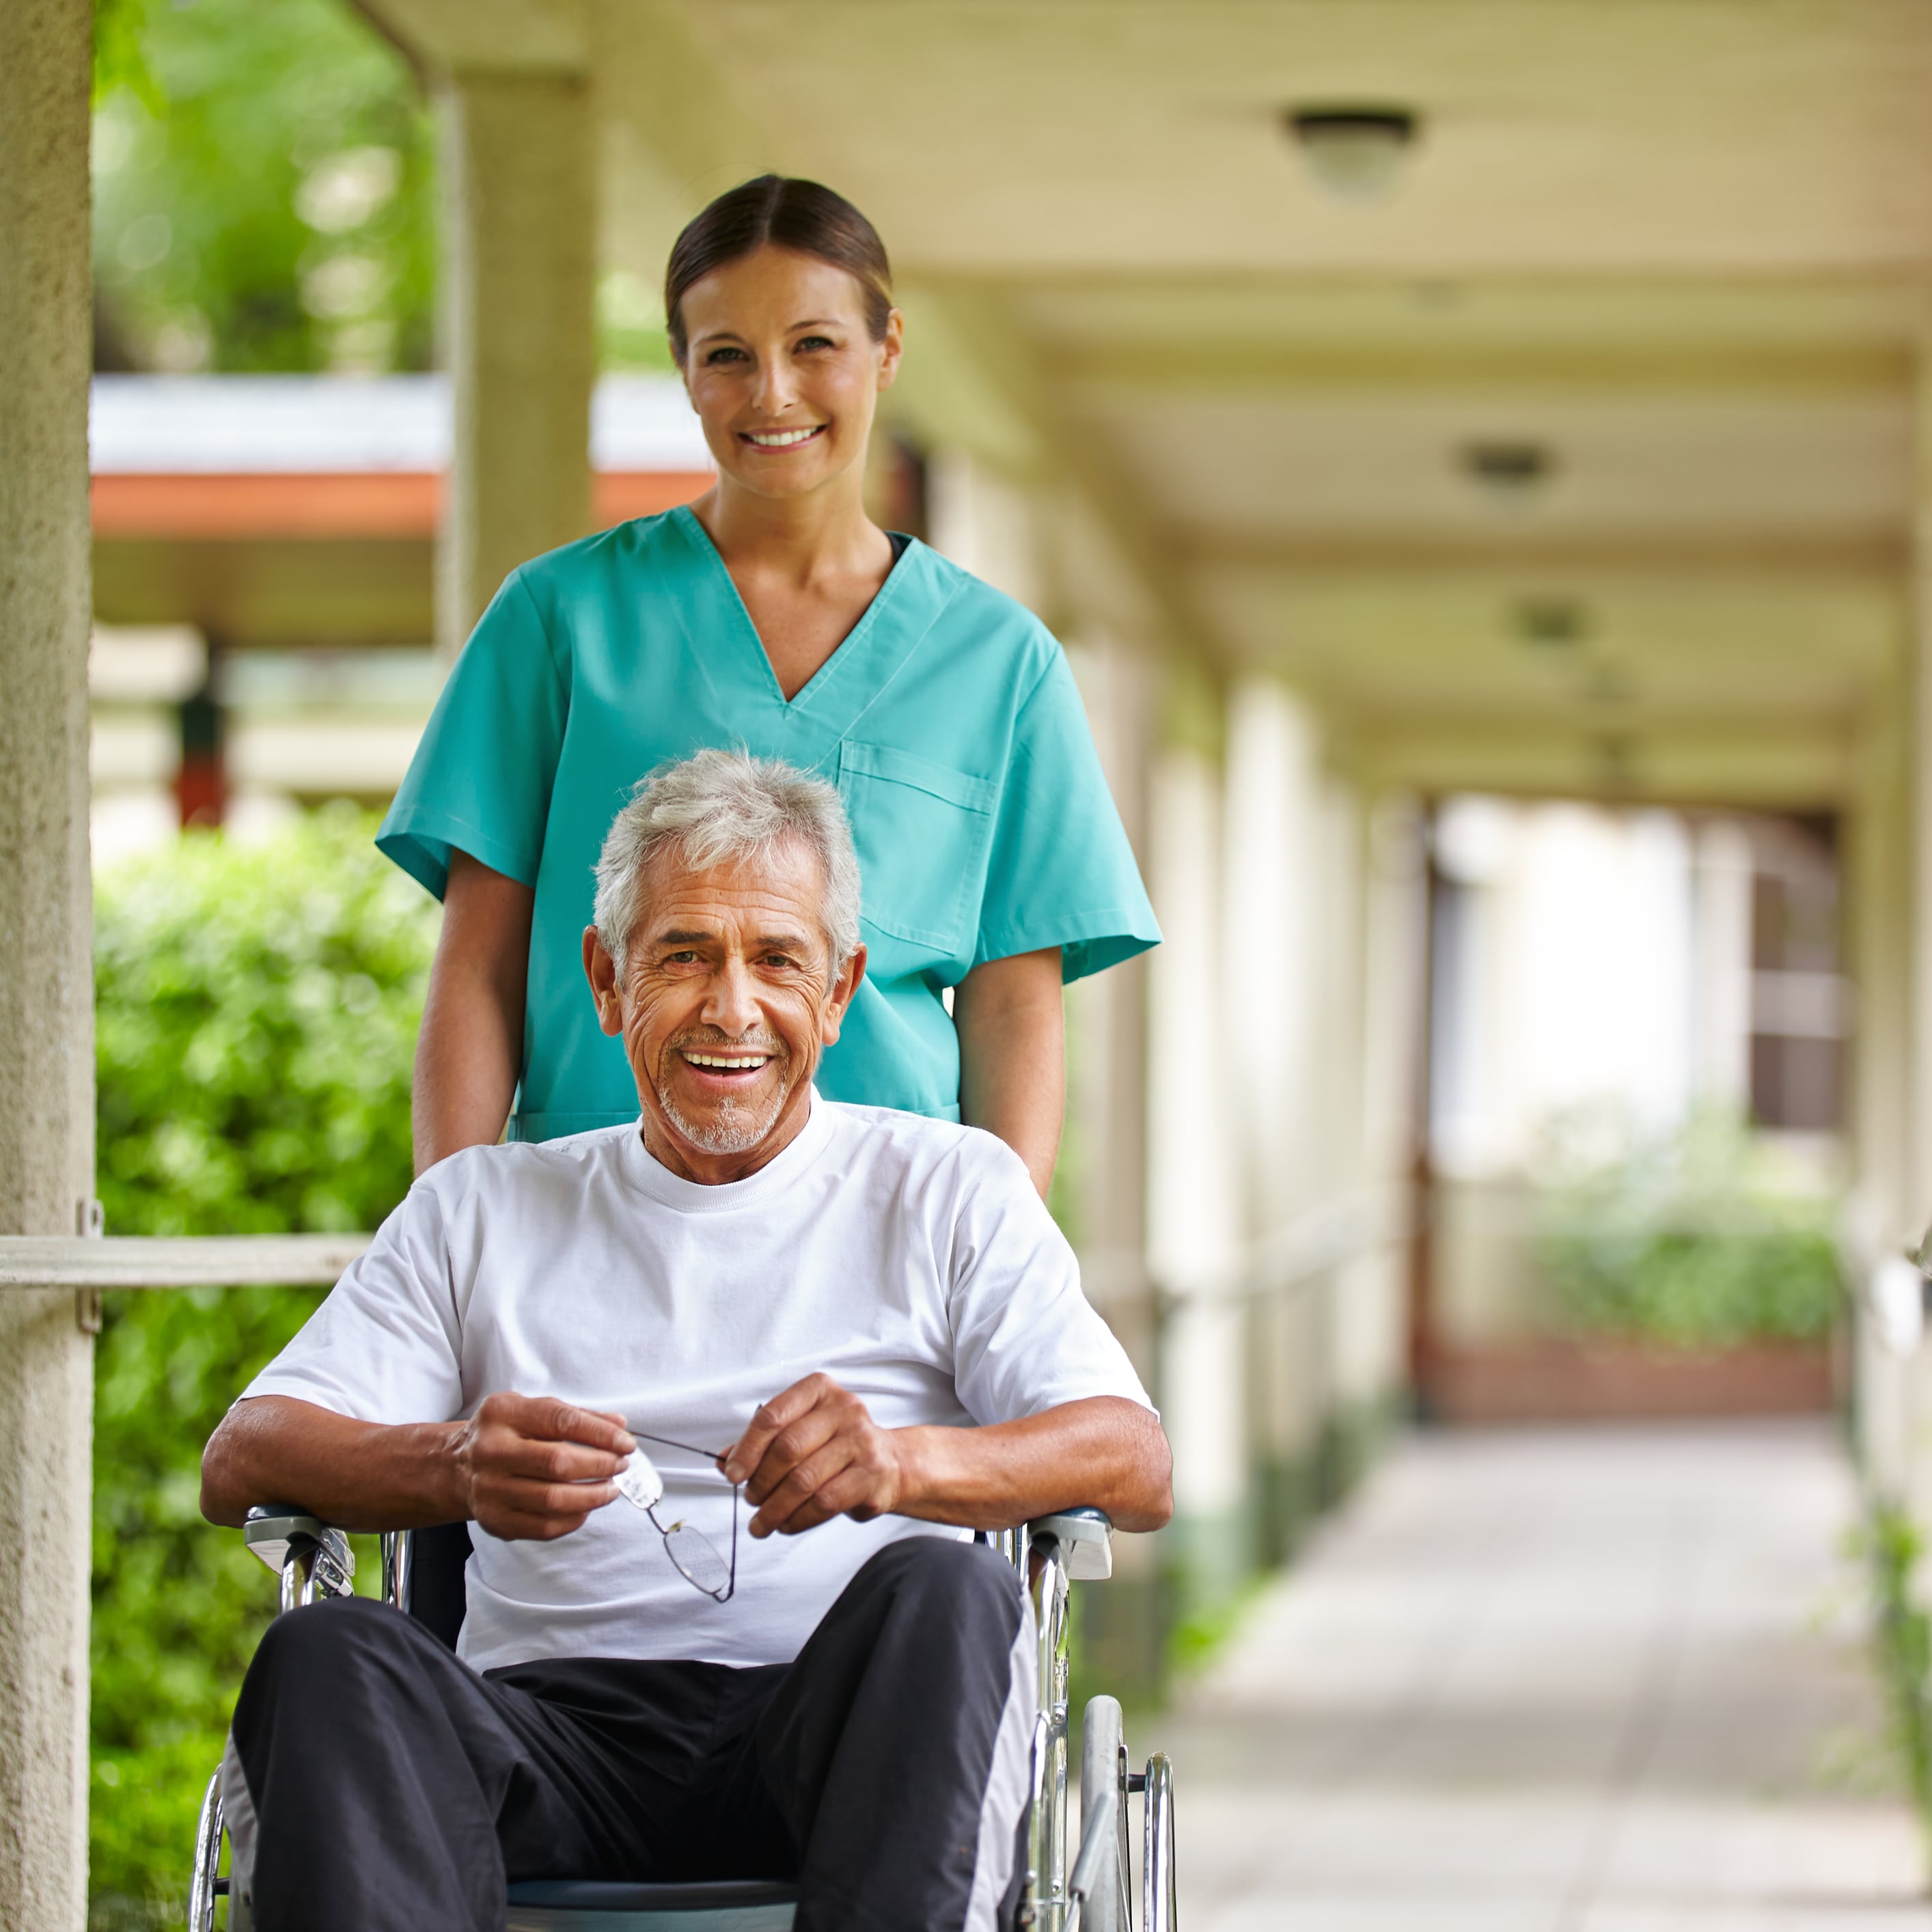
[663,174,893,363]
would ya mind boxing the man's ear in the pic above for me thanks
[582,926,625,1038]
[818,943,867,1049]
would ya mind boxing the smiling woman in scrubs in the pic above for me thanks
[380,175,1157,1195]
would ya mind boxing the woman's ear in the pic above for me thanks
[582,926,626,1037]
[876,309,905,391]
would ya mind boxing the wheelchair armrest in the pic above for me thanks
[244,1504,355,1591]
[1030,1506,1113,1582]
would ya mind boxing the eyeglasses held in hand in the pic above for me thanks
[616,1427,740,1603]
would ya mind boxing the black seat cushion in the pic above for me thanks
[505,1881,800,1909]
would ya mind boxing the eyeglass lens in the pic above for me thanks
[662,1522,732,1598]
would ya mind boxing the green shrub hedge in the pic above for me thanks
[89,810,436,1927]
[1539,1111,1843,1350]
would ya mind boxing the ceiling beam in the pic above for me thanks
[1061,340,1910,398]
[1349,717,1860,810]
[908,281,1228,667]
[1175,529,1907,579]
[353,0,587,72]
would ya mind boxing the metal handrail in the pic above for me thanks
[0,1233,366,1289]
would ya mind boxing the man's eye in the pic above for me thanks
[665,950,700,964]
[760,954,797,969]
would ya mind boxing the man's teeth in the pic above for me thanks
[746,428,819,447]
[683,1052,771,1069]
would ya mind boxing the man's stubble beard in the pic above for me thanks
[661,1067,794,1156]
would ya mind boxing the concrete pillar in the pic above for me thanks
[437,69,596,657]
[0,1,98,1924]
[1061,635,1155,1314]
[1146,698,1247,1611]
[1847,715,1913,1492]
[1909,337,1932,1241]
[1886,337,1932,1549]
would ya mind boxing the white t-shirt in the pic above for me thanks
[243,1097,1153,1674]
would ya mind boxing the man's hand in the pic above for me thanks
[721,1379,1173,1540]
[724,1375,907,1538]
[453,1392,636,1543]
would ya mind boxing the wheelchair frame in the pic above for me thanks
[189,1509,1176,1932]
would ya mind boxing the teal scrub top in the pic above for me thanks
[377,505,1160,1140]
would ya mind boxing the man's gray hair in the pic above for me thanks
[593,747,863,974]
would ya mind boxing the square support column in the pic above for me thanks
[437,67,596,657]
[0,1,98,1924]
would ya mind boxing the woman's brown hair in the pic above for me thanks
[663,175,894,363]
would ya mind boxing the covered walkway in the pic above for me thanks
[1153,1421,1929,1932]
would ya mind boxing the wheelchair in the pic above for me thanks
[189,1505,1178,1932]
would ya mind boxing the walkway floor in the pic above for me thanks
[1145,1420,1929,1932]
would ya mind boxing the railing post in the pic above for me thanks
[0,0,99,1924]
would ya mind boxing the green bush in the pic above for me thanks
[89,809,437,1927]
[1538,1109,1843,1351]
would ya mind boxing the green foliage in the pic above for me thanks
[91,0,436,374]
[89,810,437,1925]
[1538,1109,1843,1350]
[1855,1503,1932,1843]
[598,271,680,376]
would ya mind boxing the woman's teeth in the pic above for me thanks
[745,427,821,447]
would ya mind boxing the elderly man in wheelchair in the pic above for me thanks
[196,747,1176,1932]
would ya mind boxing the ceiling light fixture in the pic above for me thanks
[1461,440,1556,503]
[1285,105,1421,203]
[1513,598,1589,648]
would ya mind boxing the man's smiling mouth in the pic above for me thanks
[680,1049,773,1073]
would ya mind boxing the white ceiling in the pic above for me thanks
[381,0,1932,803]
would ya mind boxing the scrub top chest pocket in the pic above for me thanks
[836,741,999,961]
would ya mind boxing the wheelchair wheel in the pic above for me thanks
[1079,1695,1129,1932]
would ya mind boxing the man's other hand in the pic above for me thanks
[724,1374,905,1538]
[456,1392,637,1543]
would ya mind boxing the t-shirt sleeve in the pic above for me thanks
[240,1185,465,1424]
[376,568,569,900]
[943,1135,1155,1425]
[974,644,1161,984]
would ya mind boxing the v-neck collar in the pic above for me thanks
[663,505,957,733]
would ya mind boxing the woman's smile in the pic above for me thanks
[741,424,826,450]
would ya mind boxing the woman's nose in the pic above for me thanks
[751,355,798,415]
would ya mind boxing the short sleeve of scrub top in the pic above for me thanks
[378,506,1161,1141]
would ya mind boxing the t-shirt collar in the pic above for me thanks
[613,1086,833,1213]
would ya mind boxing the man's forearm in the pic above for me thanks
[202,1396,466,1531]
[893,1396,1172,1534]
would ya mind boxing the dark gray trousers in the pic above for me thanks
[221,1536,1036,1932]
